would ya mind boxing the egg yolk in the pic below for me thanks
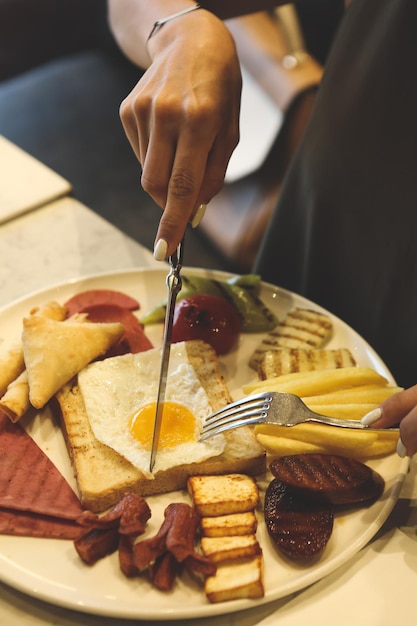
[129,401,198,450]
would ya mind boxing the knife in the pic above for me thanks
[149,238,184,472]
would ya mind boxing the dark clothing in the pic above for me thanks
[256,0,417,387]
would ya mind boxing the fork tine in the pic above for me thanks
[203,391,273,425]
[199,410,266,441]
[199,392,273,441]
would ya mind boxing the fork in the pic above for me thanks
[200,391,375,441]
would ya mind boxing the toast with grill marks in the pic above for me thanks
[55,341,266,513]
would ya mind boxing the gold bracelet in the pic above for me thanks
[281,51,311,70]
[147,3,202,42]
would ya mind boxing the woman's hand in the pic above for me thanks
[362,384,417,457]
[119,10,242,259]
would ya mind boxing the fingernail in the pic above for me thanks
[153,238,168,261]
[397,438,407,458]
[361,407,382,426]
[191,203,206,228]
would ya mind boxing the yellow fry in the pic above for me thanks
[360,438,398,457]
[243,367,389,397]
[254,422,378,451]
[256,432,397,459]
[302,385,403,406]
[256,433,327,456]
[302,402,379,421]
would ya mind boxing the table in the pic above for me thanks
[0,146,416,626]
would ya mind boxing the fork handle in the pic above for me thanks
[306,415,368,429]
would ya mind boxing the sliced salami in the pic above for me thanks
[0,414,84,521]
[64,289,139,317]
[0,509,81,540]
[78,303,153,355]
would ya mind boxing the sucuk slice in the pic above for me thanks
[269,454,385,506]
[0,413,84,521]
[64,289,139,317]
[264,478,334,560]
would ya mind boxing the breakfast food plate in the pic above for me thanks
[0,268,409,621]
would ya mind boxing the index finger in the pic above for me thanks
[371,384,417,428]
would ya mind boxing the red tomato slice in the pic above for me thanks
[171,294,240,355]
[64,289,140,317]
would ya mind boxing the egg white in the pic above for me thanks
[77,341,226,477]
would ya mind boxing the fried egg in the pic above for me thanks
[77,342,226,477]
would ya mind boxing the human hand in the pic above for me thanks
[119,10,242,259]
[361,384,417,457]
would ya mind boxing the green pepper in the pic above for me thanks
[140,274,278,333]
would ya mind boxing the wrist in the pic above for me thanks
[146,7,226,62]
[147,3,202,43]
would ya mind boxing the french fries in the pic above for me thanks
[254,423,398,459]
[243,366,390,397]
[302,385,404,407]
[244,365,402,459]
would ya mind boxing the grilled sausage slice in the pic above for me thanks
[269,454,384,506]
[264,478,334,560]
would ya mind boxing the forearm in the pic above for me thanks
[107,0,288,68]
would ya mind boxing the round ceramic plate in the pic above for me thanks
[0,268,409,621]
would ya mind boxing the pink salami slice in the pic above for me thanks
[0,414,84,521]
[64,289,139,317]
[80,303,153,355]
[0,509,81,540]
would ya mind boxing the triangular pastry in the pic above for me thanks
[22,315,124,409]
[0,300,67,397]
[0,370,30,423]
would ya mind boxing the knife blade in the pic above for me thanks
[149,238,184,472]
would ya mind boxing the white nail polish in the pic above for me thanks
[360,407,382,426]
[397,438,407,458]
[191,203,206,228]
[153,238,168,261]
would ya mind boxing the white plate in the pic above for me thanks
[0,268,408,621]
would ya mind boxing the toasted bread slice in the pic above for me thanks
[187,473,260,517]
[257,347,356,380]
[200,511,258,537]
[201,534,261,563]
[250,308,333,370]
[55,341,265,512]
[204,556,264,603]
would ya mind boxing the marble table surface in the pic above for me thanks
[0,163,416,626]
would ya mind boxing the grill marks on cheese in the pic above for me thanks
[250,308,333,370]
[258,347,356,380]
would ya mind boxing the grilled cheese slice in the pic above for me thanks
[204,556,264,603]
[201,534,261,563]
[200,511,258,537]
[188,473,264,603]
[257,347,356,380]
[250,308,333,370]
[187,474,259,517]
